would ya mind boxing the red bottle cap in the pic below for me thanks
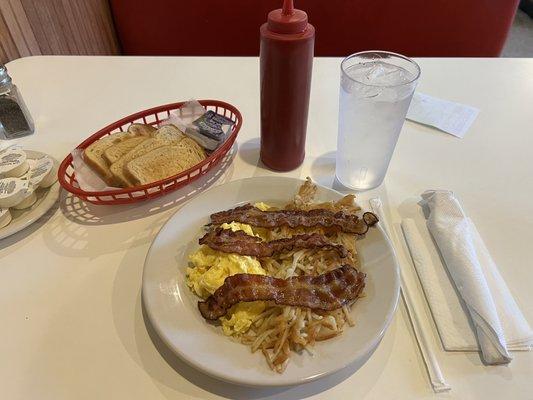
[267,0,308,34]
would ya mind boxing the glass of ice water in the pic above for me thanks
[336,51,420,190]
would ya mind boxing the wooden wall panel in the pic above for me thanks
[0,0,120,64]
[0,8,21,61]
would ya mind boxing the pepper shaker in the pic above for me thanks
[0,64,34,139]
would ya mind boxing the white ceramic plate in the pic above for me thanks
[142,176,400,387]
[0,151,60,240]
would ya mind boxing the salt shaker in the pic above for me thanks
[0,64,34,139]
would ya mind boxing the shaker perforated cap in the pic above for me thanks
[267,0,308,34]
[0,64,12,92]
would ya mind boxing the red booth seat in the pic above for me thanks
[110,0,519,57]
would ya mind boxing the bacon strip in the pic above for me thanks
[198,265,365,320]
[210,204,378,235]
[199,228,349,258]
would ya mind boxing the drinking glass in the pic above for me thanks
[336,51,420,190]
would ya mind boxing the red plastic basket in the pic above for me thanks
[58,100,242,205]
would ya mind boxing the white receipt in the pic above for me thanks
[407,92,479,138]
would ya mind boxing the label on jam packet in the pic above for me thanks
[192,110,234,140]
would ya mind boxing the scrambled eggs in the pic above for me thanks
[254,202,271,211]
[186,218,269,336]
[220,301,266,336]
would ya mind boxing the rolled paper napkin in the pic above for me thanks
[401,218,533,355]
[418,190,533,364]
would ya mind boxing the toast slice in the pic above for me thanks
[125,141,206,186]
[128,123,157,137]
[103,136,149,165]
[83,131,132,185]
[110,138,168,187]
[154,124,186,142]
[176,137,206,165]
[109,126,190,187]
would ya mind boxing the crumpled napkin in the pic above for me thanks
[159,99,205,132]
[419,190,533,364]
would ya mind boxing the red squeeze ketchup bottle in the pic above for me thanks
[260,0,315,171]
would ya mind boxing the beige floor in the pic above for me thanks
[502,9,533,57]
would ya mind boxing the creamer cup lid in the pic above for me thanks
[0,177,28,198]
[27,156,53,186]
[0,148,26,175]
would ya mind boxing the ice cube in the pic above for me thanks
[353,84,382,99]
[347,61,414,86]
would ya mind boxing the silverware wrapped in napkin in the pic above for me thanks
[408,190,533,365]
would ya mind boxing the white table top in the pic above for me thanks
[2,56,532,400]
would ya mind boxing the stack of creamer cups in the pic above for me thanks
[0,146,57,228]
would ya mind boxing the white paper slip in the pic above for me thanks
[406,92,479,138]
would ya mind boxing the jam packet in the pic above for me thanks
[186,110,234,151]
[159,100,235,151]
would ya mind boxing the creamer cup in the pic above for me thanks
[0,148,29,178]
[27,156,57,188]
[12,189,37,210]
[0,177,30,208]
[0,207,11,228]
